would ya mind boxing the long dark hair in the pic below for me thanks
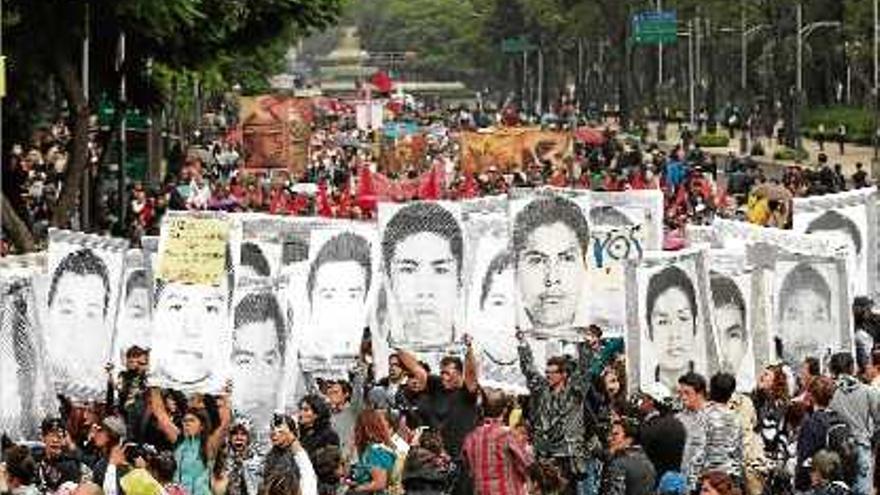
[183,408,213,464]
[299,394,333,431]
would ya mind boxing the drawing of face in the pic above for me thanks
[517,222,586,329]
[309,260,368,354]
[232,317,282,424]
[779,287,830,362]
[650,286,697,378]
[389,231,459,346]
[715,303,747,371]
[48,272,108,382]
[153,283,226,388]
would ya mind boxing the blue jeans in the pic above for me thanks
[853,444,873,495]
[577,459,602,495]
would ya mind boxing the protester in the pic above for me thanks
[703,373,743,484]
[601,417,656,495]
[262,413,317,495]
[396,335,480,459]
[298,394,341,465]
[516,328,599,495]
[828,352,880,495]
[462,389,533,495]
[637,382,686,483]
[35,417,89,492]
[349,409,397,495]
[149,388,231,495]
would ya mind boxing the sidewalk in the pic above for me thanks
[647,121,878,179]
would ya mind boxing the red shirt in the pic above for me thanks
[462,419,533,495]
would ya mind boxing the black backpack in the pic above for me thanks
[824,410,859,485]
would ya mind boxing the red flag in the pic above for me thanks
[317,180,332,217]
[371,70,393,93]
[460,173,478,199]
[356,165,378,212]
[418,162,445,200]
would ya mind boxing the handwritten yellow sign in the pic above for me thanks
[157,216,229,286]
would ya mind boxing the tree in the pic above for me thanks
[2,0,342,251]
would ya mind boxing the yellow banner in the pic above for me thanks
[459,128,573,173]
[157,216,229,286]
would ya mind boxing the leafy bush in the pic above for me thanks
[802,106,875,144]
[695,132,730,148]
[772,146,809,162]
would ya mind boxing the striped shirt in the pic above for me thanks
[703,402,744,479]
[462,418,533,495]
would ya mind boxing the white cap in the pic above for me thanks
[641,381,672,404]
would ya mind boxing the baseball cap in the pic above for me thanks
[100,415,128,439]
[640,382,672,404]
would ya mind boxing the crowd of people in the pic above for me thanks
[3,101,874,254]
[6,313,880,495]
[3,99,880,495]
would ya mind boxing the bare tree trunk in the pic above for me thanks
[1,194,36,253]
[51,56,90,228]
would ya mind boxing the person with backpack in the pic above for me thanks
[796,377,850,491]
[828,352,880,495]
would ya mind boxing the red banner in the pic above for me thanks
[239,95,313,174]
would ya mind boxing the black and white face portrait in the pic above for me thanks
[1,281,42,439]
[709,271,756,389]
[774,261,839,363]
[46,234,125,396]
[151,280,230,392]
[232,290,285,427]
[512,195,590,333]
[646,265,699,387]
[380,202,463,348]
[114,267,153,357]
[475,250,517,352]
[792,188,877,297]
[303,228,376,359]
[630,251,714,393]
[802,209,866,295]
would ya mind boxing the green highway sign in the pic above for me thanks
[632,11,678,45]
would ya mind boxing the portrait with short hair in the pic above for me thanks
[626,247,718,392]
[150,230,234,395]
[709,265,759,392]
[379,201,464,350]
[300,224,378,369]
[793,188,878,298]
[462,196,525,393]
[509,192,591,340]
[45,229,127,399]
[772,260,848,365]
[0,274,57,440]
[230,280,287,430]
[112,250,153,361]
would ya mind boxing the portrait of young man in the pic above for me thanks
[644,264,701,390]
[710,273,754,389]
[46,248,113,391]
[381,202,463,348]
[151,279,229,393]
[512,195,590,333]
[305,230,373,359]
[776,262,835,364]
[232,290,286,429]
